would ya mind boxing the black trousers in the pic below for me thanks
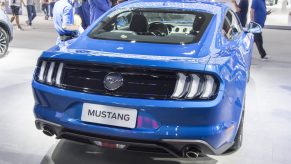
[254,33,267,58]
[42,4,49,17]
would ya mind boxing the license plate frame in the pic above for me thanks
[81,103,137,129]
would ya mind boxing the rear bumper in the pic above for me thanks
[33,80,242,156]
[35,119,233,157]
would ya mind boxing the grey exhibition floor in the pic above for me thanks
[1,17,291,164]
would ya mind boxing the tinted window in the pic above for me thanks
[88,9,213,44]
[222,11,242,40]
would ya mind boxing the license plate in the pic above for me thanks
[81,103,137,129]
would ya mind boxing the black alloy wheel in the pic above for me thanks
[0,27,9,58]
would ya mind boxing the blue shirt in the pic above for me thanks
[88,0,111,24]
[251,0,267,28]
[75,0,90,29]
[53,0,74,35]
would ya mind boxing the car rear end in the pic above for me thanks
[32,1,239,157]
[33,56,236,156]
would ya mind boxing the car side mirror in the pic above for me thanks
[246,21,262,33]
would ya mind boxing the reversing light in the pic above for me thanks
[171,73,187,98]
[200,75,215,99]
[38,61,47,81]
[185,74,200,99]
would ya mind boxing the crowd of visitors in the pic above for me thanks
[1,0,269,59]
[51,0,127,45]
[0,0,127,30]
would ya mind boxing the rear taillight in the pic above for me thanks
[35,60,219,100]
[36,60,64,86]
[171,73,218,100]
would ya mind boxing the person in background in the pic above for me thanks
[111,0,126,6]
[0,0,5,9]
[251,0,269,60]
[9,0,26,30]
[215,0,240,12]
[53,0,83,45]
[237,0,248,27]
[111,0,117,6]
[88,0,111,25]
[40,0,49,20]
[26,0,37,28]
[75,0,90,29]
[49,0,56,19]
[116,0,127,4]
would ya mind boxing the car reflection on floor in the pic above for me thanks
[41,139,217,164]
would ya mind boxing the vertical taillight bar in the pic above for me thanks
[55,63,64,86]
[171,73,187,99]
[46,62,55,84]
[38,61,47,82]
[200,75,215,98]
[185,74,200,99]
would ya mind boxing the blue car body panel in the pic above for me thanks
[32,0,254,156]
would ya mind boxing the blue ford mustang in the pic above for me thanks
[32,0,261,158]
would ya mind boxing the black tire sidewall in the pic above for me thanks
[223,102,245,154]
[0,26,9,58]
[230,106,245,151]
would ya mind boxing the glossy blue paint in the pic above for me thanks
[32,0,254,155]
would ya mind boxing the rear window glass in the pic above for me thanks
[88,9,213,44]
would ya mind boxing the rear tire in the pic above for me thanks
[0,26,9,58]
[229,110,244,151]
[223,102,245,154]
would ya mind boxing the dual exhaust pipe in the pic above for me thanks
[42,126,55,137]
[183,147,201,158]
[41,125,201,159]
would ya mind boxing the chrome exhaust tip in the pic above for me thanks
[42,126,55,137]
[183,147,200,159]
[185,150,200,158]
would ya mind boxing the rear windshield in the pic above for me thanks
[88,9,213,44]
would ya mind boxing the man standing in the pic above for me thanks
[40,0,49,20]
[251,0,269,60]
[112,0,127,6]
[75,0,90,29]
[215,0,240,12]
[88,0,111,25]
[0,0,5,9]
[9,0,26,30]
[49,0,56,19]
[53,0,82,44]
[117,0,127,3]
[26,0,37,28]
[237,0,248,27]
